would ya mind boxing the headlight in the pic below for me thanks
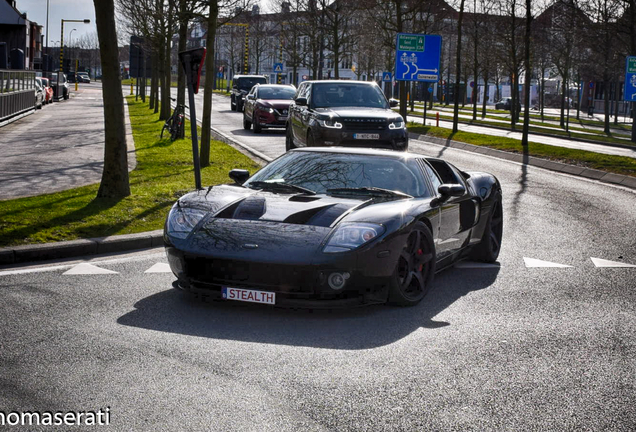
[323,223,385,253]
[166,205,207,240]
[316,116,342,129]
[257,104,274,114]
[388,119,404,129]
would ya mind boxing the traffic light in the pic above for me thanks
[179,48,206,94]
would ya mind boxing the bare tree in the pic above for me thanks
[93,0,130,198]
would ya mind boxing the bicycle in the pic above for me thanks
[161,104,185,141]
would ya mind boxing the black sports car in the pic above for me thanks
[164,148,503,308]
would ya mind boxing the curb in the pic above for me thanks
[408,132,636,190]
[0,230,164,266]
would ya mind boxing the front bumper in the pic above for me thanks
[165,243,397,308]
[312,127,408,151]
[255,109,288,128]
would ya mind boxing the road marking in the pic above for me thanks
[590,257,636,268]
[63,263,119,275]
[454,261,501,269]
[523,257,573,268]
[145,262,172,273]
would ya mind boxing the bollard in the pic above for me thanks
[130,79,134,95]
[436,112,439,127]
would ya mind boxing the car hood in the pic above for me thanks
[314,107,402,121]
[169,185,413,262]
[257,99,293,109]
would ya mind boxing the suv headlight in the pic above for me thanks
[388,119,404,129]
[316,116,342,129]
[166,205,207,240]
[323,223,385,253]
[257,104,274,113]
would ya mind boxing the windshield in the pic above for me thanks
[311,83,389,109]
[258,87,295,100]
[236,77,267,91]
[244,152,428,197]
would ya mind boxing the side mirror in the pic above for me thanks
[229,169,250,185]
[389,98,398,108]
[246,94,255,100]
[438,184,466,198]
[295,97,308,106]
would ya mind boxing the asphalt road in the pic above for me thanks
[1,91,635,430]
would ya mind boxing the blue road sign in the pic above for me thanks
[273,63,284,73]
[382,72,393,82]
[395,33,442,82]
[624,56,636,101]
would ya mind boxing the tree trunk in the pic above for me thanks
[176,0,188,138]
[521,0,532,148]
[453,0,466,134]
[93,0,130,198]
[200,0,219,168]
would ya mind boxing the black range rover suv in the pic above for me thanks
[286,80,408,151]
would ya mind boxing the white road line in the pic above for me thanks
[523,257,573,268]
[63,263,119,275]
[591,257,636,268]
[145,262,172,273]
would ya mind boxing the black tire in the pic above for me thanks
[470,192,503,262]
[237,100,243,112]
[285,124,296,151]
[230,96,236,111]
[253,118,262,133]
[161,120,172,139]
[243,112,251,130]
[170,120,181,141]
[388,222,436,306]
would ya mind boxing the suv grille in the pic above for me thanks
[340,118,387,131]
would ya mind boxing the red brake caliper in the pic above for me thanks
[417,249,424,272]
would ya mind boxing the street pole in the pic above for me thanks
[184,54,202,190]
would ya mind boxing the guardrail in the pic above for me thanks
[0,69,36,122]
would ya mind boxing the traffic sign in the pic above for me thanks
[382,72,392,82]
[273,63,284,73]
[624,56,636,101]
[395,33,441,82]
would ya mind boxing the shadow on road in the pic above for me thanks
[117,266,499,349]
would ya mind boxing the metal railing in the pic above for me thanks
[0,70,36,122]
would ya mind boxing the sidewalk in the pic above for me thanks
[0,83,135,200]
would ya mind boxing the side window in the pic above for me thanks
[428,159,463,185]
[418,159,443,195]
[300,83,311,99]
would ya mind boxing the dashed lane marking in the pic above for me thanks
[63,263,119,275]
[523,258,573,268]
[591,257,636,268]
[145,263,172,273]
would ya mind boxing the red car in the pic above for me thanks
[39,77,54,104]
[243,84,296,133]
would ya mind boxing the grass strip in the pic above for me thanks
[407,123,636,177]
[0,96,260,248]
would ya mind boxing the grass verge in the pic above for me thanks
[0,96,260,248]
[407,122,636,177]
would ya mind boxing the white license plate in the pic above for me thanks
[278,116,288,121]
[353,133,380,140]
[222,287,276,305]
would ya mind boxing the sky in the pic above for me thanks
[15,0,98,48]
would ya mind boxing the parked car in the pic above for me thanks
[230,74,268,112]
[67,73,77,83]
[49,73,69,100]
[40,77,54,104]
[77,72,90,83]
[243,84,296,133]
[34,78,44,109]
[286,80,408,151]
[164,147,503,307]
[494,97,521,111]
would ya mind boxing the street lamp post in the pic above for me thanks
[58,18,90,100]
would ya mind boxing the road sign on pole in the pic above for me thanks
[273,63,284,73]
[395,33,441,82]
[624,56,636,101]
[382,72,392,82]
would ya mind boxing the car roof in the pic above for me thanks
[303,80,377,86]
[290,147,426,161]
[234,75,267,79]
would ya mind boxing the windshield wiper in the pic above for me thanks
[248,181,316,195]
[326,187,412,198]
